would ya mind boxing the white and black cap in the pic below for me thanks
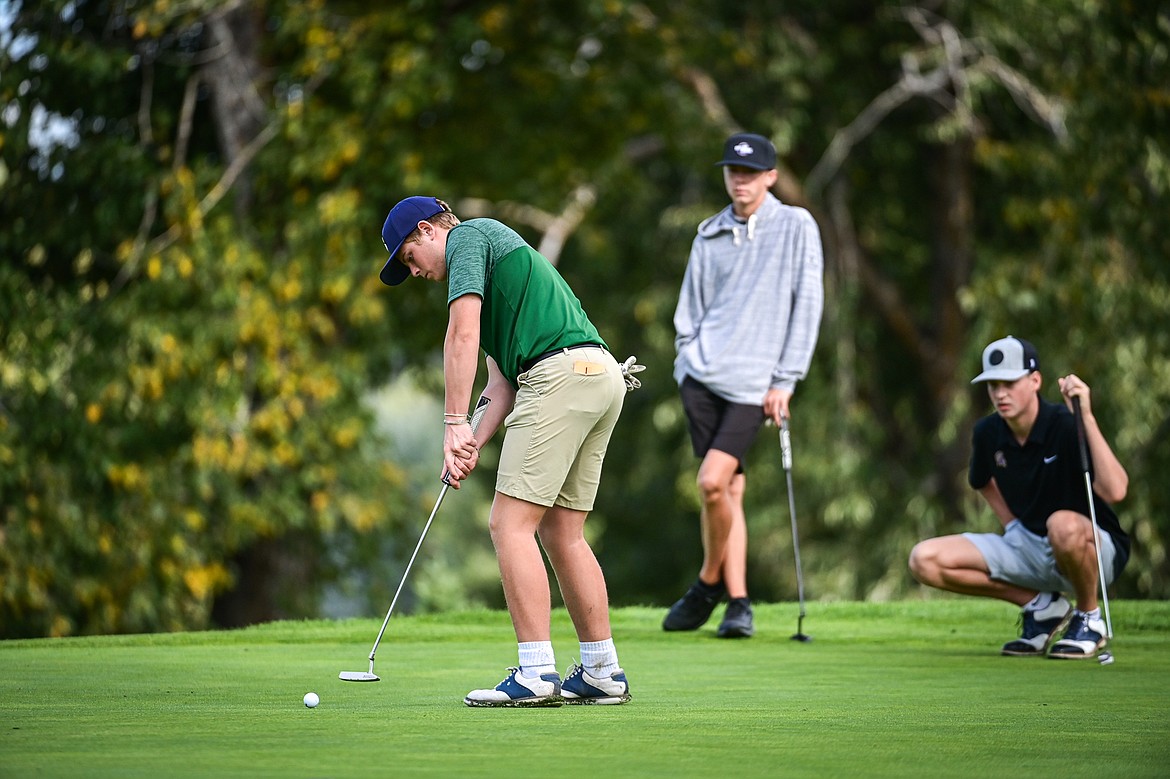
[970,336,1040,384]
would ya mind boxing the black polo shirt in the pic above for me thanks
[969,397,1130,573]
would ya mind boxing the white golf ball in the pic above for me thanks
[303,692,320,708]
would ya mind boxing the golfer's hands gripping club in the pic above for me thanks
[442,396,492,489]
[1059,373,1092,418]
[763,388,793,426]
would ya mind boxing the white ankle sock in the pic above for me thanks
[518,641,556,678]
[579,638,619,678]
[1025,592,1054,611]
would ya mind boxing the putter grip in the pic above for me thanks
[467,395,492,432]
[442,395,492,485]
[1072,396,1090,473]
[780,419,793,471]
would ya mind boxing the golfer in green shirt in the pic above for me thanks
[379,196,631,707]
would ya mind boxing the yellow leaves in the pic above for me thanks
[184,510,206,532]
[129,363,165,401]
[304,24,341,66]
[479,5,508,35]
[185,203,204,232]
[389,46,424,77]
[317,189,360,226]
[1039,197,1075,224]
[230,503,276,535]
[193,433,232,470]
[279,277,303,303]
[106,463,146,491]
[306,307,337,342]
[183,563,230,601]
[348,294,387,326]
[251,404,290,437]
[321,276,352,304]
[340,494,380,533]
[274,440,298,467]
[305,26,334,48]
[148,256,162,279]
[49,615,73,638]
[301,372,340,402]
[333,418,361,449]
[86,403,103,424]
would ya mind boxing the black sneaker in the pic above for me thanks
[662,579,725,631]
[717,597,755,638]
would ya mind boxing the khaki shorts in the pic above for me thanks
[496,346,625,510]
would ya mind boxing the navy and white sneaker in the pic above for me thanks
[561,662,631,705]
[1001,594,1071,656]
[463,667,563,707]
[1049,611,1108,660]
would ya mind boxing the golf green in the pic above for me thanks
[2,600,1167,778]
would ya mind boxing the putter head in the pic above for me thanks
[339,671,381,682]
[791,633,812,643]
[1098,651,1114,666]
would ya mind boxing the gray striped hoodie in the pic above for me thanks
[673,192,824,404]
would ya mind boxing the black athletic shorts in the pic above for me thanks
[680,375,766,474]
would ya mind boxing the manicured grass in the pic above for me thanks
[2,600,1168,778]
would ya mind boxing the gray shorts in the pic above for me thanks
[964,518,1117,592]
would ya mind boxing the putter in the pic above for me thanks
[780,416,811,642]
[340,395,492,682]
[1072,396,1115,665]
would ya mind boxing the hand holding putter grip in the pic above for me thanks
[340,396,492,682]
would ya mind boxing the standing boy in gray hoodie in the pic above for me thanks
[664,133,824,638]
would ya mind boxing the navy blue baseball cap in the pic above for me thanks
[379,196,445,286]
[715,133,777,171]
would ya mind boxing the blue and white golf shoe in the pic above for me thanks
[463,667,563,708]
[561,662,631,705]
[1049,611,1108,659]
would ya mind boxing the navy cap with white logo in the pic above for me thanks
[715,132,777,171]
[970,336,1041,383]
[379,196,445,286]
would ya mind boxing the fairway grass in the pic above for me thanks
[2,600,1168,778]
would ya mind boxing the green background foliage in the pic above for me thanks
[2,0,1167,637]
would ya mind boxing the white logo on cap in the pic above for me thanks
[734,142,754,157]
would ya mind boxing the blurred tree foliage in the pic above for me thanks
[1,0,1166,637]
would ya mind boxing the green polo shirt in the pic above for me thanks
[445,219,604,387]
